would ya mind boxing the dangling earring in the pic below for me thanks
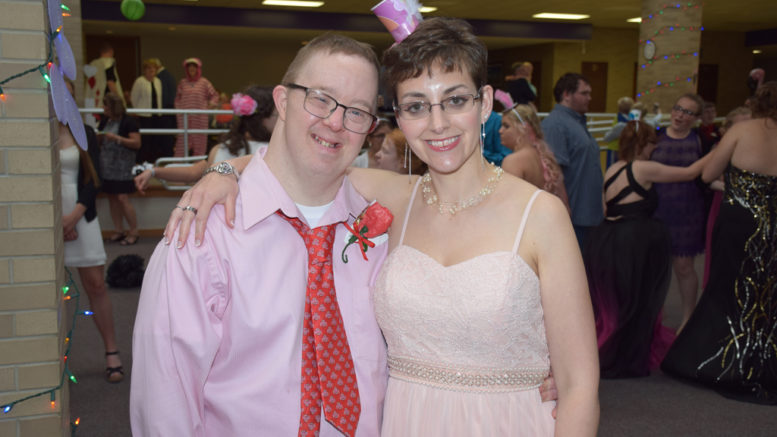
[480,121,486,166]
[404,142,412,182]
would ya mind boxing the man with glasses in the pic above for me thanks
[131,34,389,436]
[542,72,604,248]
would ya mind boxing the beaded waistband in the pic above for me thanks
[387,356,548,393]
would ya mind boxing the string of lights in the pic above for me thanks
[0,4,70,102]
[0,268,86,435]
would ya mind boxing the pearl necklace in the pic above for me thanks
[421,163,504,215]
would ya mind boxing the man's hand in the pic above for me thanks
[164,172,239,248]
[539,370,559,419]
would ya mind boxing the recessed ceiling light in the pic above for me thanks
[419,6,437,13]
[533,12,590,20]
[753,49,762,54]
[262,0,324,7]
[627,17,641,23]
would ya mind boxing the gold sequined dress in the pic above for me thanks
[662,165,777,404]
[373,185,555,436]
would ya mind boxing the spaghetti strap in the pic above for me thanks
[512,190,543,254]
[398,177,422,246]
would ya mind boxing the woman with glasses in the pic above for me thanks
[165,18,599,435]
[651,93,706,333]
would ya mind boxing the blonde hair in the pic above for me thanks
[501,104,565,195]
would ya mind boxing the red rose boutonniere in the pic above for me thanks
[342,201,393,263]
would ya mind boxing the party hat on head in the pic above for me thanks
[372,0,423,43]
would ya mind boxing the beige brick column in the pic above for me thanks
[636,0,703,111]
[0,1,71,435]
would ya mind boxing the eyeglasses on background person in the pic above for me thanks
[672,105,699,117]
[285,83,378,134]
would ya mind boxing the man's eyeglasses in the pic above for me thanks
[285,83,378,134]
[672,105,699,117]
[394,92,481,120]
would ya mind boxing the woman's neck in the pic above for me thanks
[426,154,492,202]
[667,126,691,139]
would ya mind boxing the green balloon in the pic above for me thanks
[120,0,145,21]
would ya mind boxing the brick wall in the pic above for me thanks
[0,0,70,435]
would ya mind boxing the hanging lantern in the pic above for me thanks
[120,0,145,21]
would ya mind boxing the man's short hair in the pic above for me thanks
[281,33,380,89]
[553,73,589,103]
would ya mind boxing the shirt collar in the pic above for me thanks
[239,147,369,229]
[554,103,587,123]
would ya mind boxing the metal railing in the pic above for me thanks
[78,107,232,158]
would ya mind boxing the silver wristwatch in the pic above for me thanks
[203,161,239,180]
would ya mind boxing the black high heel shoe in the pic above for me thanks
[105,350,124,383]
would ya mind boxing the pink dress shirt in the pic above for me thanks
[130,149,389,436]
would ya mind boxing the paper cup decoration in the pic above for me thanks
[120,0,146,21]
[372,0,423,43]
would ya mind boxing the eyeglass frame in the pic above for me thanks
[393,90,483,120]
[671,105,700,117]
[285,83,379,134]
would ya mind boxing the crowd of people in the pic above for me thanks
[57,14,776,437]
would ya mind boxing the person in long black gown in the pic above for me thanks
[584,120,710,378]
[662,82,777,404]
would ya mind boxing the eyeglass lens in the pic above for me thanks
[395,94,480,119]
[299,87,376,133]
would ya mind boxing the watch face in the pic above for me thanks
[217,162,232,173]
[643,40,656,60]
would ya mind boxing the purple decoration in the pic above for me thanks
[54,31,76,80]
[49,64,68,123]
[47,0,63,33]
[65,93,88,150]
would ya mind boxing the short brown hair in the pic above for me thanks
[618,120,657,162]
[382,17,487,98]
[102,92,126,118]
[281,33,380,90]
[752,81,777,121]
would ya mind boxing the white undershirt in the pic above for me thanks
[296,201,334,228]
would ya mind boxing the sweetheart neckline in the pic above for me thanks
[390,244,539,280]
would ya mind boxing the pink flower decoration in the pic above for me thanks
[231,93,257,117]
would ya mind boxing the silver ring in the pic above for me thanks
[183,206,198,214]
[175,205,186,211]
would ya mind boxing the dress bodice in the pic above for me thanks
[60,146,79,186]
[605,162,658,219]
[373,186,549,392]
[724,164,777,209]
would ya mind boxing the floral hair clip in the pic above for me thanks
[231,93,257,117]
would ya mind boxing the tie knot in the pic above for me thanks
[276,211,337,264]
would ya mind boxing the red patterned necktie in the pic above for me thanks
[277,211,361,437]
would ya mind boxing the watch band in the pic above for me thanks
[203,161,240,181]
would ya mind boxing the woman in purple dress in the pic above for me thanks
[651,93,706,332]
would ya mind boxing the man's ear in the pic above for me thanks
[273,84,289,123]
